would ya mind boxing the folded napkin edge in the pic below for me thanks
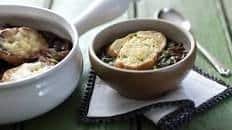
[157,85,232,130]
[79,66,232,124]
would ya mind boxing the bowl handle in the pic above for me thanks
[72,0,130,36]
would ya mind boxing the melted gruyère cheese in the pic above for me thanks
[0,27,47,58]
[115,31,166,69]
[2,61,54,81]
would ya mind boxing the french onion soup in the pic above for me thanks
[0,24,72,82]
[101,31,188,70]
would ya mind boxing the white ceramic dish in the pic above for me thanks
[0,0,129,124]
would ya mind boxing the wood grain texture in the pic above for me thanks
[23,1,136,130]
[137,0,232,83]
[2,0,232,130]
[221,0,232,56]
[137,0,232,129]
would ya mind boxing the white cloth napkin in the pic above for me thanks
[86,70,227,124]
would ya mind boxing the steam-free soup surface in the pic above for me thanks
[101,31,187,70]
[0,24,72,82]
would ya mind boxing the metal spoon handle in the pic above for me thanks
[196,41,231,76]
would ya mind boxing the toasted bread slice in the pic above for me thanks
[2,61,54,82]
[113,31,167,70]
[0,27,48,65]
[107,33,136,57]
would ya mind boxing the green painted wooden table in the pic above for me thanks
[1,0,232,129]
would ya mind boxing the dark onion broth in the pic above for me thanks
[101,39,188,69]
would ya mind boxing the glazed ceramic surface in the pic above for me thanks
[89,19,196,99]
[0,0,129,124]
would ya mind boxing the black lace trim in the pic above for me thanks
[79,66,232,130]
[157,67,232,130]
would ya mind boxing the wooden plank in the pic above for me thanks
[23,1,137,130]
[137,0,232,130]
[137,0,232,83]
[221,0,232,56]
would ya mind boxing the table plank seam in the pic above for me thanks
[48,0,53,9]
[133,1,138,18]
[217,0,232,58]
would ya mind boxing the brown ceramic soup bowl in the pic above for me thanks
[89,19,196,100]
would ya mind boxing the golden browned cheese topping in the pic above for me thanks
[0,26,73,82]
[0,27,48,57]
[107,33,135,57]
[1,61,54,82]
[108,31,167,70]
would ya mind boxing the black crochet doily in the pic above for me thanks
[79,66,232,130]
